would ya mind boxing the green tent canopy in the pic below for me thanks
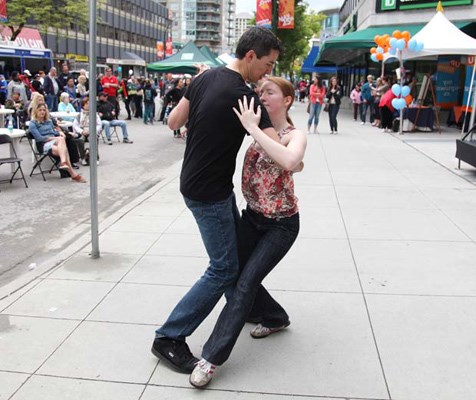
[147,41,216,74]
[316,21,474,65]
[200,46,226,66]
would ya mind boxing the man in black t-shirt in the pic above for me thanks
[152,27,282,374]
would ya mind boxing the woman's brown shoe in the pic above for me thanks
[72,174,87,183]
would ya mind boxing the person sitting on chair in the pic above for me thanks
[29,104,86,183]
[73,97,102,166]
[58,92,77,122]
[97,92,133,145]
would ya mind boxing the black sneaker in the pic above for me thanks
[151,337,199,374]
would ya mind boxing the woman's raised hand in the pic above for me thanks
[233,95,261,133]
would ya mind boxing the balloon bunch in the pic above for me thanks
[369,30,424,62]
[391,83,412,110]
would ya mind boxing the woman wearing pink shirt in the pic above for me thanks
[350,83,362,121]
[307,76,325,134]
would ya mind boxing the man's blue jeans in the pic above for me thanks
[46,94,58,112]
[155,192,240,341]
[361,101,374,123]
[202,207,299,365]
[102,120,129,140]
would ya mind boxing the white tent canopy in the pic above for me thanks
[404,11,476,59]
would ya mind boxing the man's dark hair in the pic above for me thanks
[235,26,282,59]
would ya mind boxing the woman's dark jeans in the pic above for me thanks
[328,103,340,132]
[202,207,300,366]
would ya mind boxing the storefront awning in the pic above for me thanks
[106,52,146,67]
[302,46,337,74]
[316,21,473,65]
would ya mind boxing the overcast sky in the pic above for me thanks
[236,0,343,14]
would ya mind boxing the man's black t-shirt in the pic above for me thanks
[180,67,273,202]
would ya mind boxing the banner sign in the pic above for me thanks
[436,56,461,109]
[0,27,46,49]
[377,0,472,12]
[165,37,173,58]
[0,0,6,22]
[256,0,272,28]
[278,0,295,29]
[156,41,164,60]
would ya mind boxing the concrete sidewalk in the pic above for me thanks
[1,103,476,400]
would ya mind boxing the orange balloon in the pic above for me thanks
[374,35,381,44]
[370,47,377,54]
[402,31,411,42]
[385,36,391,46]
[376,53,384,61]
[393,30,402,39]
[405,95,413,105]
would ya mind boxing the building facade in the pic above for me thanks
[234,12,253,45]
[160,0,236,53]
[39,0,171,74]
[318,0,475,98]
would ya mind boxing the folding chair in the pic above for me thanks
[111,125,121,142]
[0,134,28,189]
[98,123,120,143]
[25,130,60,181]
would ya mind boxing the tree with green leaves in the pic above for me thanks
[275,2,326,80]
[1,0,89,41]
[248,1,325,81]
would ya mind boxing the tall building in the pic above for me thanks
[234,12,253,43]
[160,0,236,53]
[41,0,171,74]
[0,0,171,77]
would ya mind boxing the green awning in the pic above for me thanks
[316,21,473,65]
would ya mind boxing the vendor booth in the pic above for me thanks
[400,10,476,168]
[147,41,216,74]
[0,27,52,75]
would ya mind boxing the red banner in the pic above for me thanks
[156,41,164,60]
[278,0,295,29]
[0,0,6,22]
[165,37,173,58]
[256,0,272,28]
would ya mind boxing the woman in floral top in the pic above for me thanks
[190,77,307,388]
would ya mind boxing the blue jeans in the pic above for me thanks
[144,103,154,123]
[307,102,322,128]
[202,207,299,365]
[46,94,58,112]
[101,120,129,140]
[155,192,241,341]
[328,103,340,132]
[361,101,374,123]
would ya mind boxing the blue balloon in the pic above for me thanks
[401,85,411,97]
[370,54,378,62]
[389,47,397,55]
[392,98,400,110]
[396,39,406,51]
[392,84,401,96]
[408,39,417,51]
[390,38,398,48]
[416,42,424,52]
[399,98,407,109]
[376,46,384,54]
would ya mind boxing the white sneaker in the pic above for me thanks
[250,321,290,339]
[190,359,216,388]
[360,122,365,125]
